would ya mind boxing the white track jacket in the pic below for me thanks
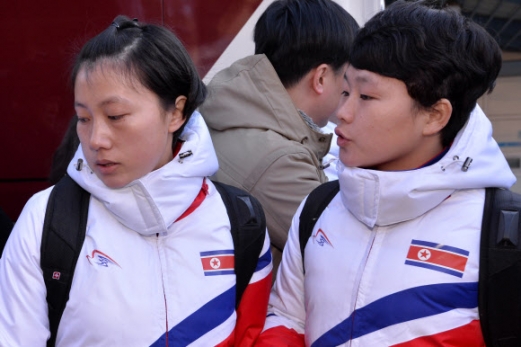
[0,113,273,347]
[256,106,516,347]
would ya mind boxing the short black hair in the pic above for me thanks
[71,15,207,144]
[350,0,501,147]
[254,0,359,88]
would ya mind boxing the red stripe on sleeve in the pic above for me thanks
[234,271,272,346]
[254,326,305,347]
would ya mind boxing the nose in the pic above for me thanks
[335,96,355,124]
[88,119,111,151]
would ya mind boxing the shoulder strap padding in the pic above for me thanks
[479,187,521,347]
[212,180,266,308]
[41,175,90,347]
[298,180,339,271]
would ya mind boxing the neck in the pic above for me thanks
[286,83,318,124]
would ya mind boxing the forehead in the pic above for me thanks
[75,60,142,91]
[346,66,383,85]
[346,65,408,92]
[74,61,162,111]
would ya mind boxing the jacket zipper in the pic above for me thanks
[157,233,169,347]
[349,229,378,347]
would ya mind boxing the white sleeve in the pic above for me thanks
[263,198,308,334]
[0,188,53,346]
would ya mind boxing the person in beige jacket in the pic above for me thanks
[200,0,359,275]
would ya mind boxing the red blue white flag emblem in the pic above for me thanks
[200,250,235,276]
[405,239,469,278]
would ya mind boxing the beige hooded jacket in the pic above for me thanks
[200,55,331,267]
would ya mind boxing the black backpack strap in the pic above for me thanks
[212,180,266,309]
[41,175,90,347]
[479,187,521,347]
[298,180,340,271]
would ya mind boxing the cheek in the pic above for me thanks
[377,118,417,153]
[76,124,93,152]
[129,128,171,163]
[76,128,89,147]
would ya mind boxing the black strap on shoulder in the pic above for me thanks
[41,175,90,347]
[298,180,339,271]
[479,187,521,347]
[212,180,266,308]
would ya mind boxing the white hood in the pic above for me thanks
[67,111,219,236]
[337,105,516,228]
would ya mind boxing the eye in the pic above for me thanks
[360,94,373,101]
[76,114,89,124]
[108,115,125,121]
[342,91,349,97]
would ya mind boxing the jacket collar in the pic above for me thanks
[337,105,516,228]
[67,112,219,236]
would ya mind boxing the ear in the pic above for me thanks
[167,96,187,133]
[311,64,330,95]
[422,98,452,136]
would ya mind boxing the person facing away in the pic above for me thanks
[199,0,359,274]
[255,1,516,346]
[0,15,272,346]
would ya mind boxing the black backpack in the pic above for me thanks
[41,175,266,347]
[299,180,521,347]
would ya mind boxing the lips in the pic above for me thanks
[96,159,116,166]
[335,128,350,147]
[95,160,119,174]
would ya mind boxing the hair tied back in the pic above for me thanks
[111,17,140,31]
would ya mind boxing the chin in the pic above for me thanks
[99,177,130,190]
[339,159,369,169]
[338,155,356,168]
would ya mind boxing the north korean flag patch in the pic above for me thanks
[405,239,469,278]
[200,250,235,276]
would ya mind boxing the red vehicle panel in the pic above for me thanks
[0,0,261,220]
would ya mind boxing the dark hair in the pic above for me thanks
[350,0,501,147]
[71,15,207,145]
[254,0,359,88]
[49,116,79,185]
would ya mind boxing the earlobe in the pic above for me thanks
[423,98,452,136]
[168,96,187,133]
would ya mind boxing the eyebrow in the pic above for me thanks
[74,96,129,109]
[355,74,375,85]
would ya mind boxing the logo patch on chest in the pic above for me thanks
[200,250,234,276]
[405,239,469,278]
[86,250,121,268]
[313,228,334,248]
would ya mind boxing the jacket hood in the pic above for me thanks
[337,105,516,228]
[201,54,322,144]
[67,111,219,236]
